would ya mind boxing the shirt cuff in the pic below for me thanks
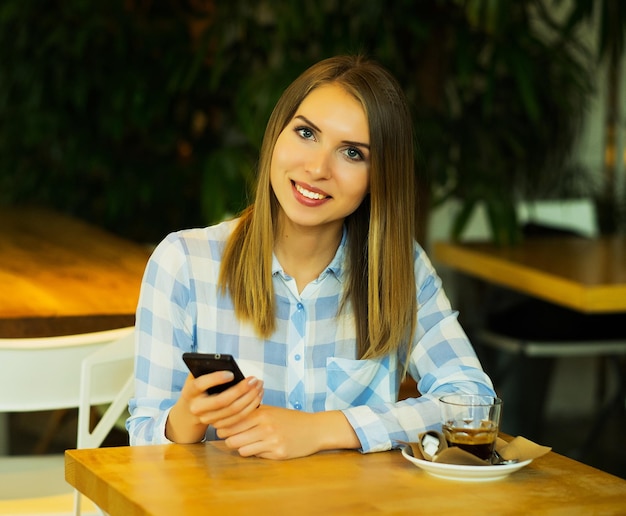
[341,405,392,454]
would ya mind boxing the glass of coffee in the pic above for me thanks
[440,394,503,463]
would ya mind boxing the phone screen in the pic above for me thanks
[182,352,246,395]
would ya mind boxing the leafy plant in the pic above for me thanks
[437,0,596,243]
[561,0,626,233]
[0,0,607,245]
[0,1,242,242]
[201,0,596,245]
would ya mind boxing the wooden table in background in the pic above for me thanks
[65,441,626,515]
[0,206,152,338]
[434,235,626,313]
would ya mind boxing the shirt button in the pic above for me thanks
[296,302,304,310]
[294,402,302,410]
[295,354,301,361]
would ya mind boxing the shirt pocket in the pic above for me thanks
[325,355,396,410]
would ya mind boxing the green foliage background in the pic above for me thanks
[0,1,602,244]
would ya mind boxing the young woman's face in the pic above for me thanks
[270,83,370,233]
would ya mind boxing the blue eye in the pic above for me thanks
[296,126,315,140]
[344,147,364,161]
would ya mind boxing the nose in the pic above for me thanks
[306,147,332,179]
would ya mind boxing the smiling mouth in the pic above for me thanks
[293,182,329,200]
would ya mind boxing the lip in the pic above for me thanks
[291,180,331,207]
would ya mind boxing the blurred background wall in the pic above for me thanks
[0,0,624,246]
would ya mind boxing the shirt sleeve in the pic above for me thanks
[341,244,496,453]
[126,232,197,446]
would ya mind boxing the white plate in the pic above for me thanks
[401,447,532,482]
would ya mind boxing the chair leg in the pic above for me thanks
[596,357,608,403]
[573,355,626,459]
[0,413,8,455]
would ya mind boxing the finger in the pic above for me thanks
[213,380,263,423]
[213,392,263,432]
[237,441,268,458]
[222,425,267,456]
[193,370,236,395]
[194,379,263,425]
[215,377,262,404]
[237,438,287,460]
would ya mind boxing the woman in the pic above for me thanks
[127,55,495,459]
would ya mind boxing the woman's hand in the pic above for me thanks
[216,406,361,460]
[166,372,263,444]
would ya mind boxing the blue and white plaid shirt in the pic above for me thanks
[127,218,494,453]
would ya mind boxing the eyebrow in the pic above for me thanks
[294,115,370,150]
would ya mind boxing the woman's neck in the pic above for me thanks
[273,217,343,293]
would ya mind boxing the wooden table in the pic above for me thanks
[65,441,626,515]
[0,206,152,337]
[434,235,626,313]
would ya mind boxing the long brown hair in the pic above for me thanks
[219,55,417,360]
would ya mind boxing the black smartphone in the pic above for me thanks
[182,352,246,395]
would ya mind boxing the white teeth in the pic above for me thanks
[295,183,327,200]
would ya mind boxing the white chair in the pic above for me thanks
[73,329,136,515]
[0,326,135,515]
